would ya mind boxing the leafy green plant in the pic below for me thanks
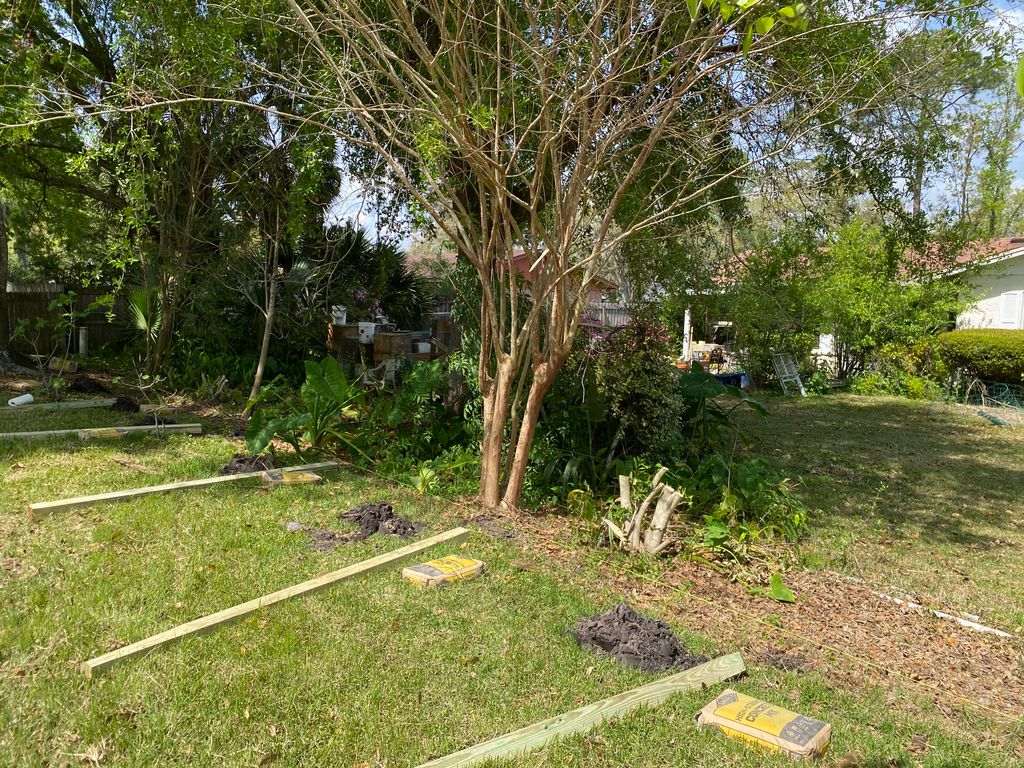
[401,449,480,497]
[677,362,766,464]
[685,454,808,565]
[124,275,162,365]
[805,369,831,395]
[411,464,440,495]
[366,359,469,461]
[246,357,364,458]
[596,318,681,461]
[751,573,796,603]
[567,488,605,547]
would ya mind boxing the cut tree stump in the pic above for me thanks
[606,469,686,555]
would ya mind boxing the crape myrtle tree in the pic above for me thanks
[4,0,1001,508]
[255,0,995,510]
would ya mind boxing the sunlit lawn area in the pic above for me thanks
[0,402,1020,766]
[738,392,1024,632]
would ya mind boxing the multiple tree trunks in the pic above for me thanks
[414,653,746,767]
[80,527,471,677]
[606,468,686,555]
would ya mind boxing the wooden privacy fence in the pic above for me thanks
[5,284,129,356]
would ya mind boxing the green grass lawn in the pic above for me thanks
[1,404,1020,766]
[737,393,1024,633]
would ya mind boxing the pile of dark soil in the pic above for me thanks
[132,414,177,426]
[70,376,111,394]
[220,453,275,475]
[340,501,422,540]
[569,602,708,673]
[111,397,140,412]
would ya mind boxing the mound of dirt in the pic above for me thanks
[70,376,111,394]
[340,501,422,540]
[220,453,274,475]
[111,397,140,412]
[569,602,708,673]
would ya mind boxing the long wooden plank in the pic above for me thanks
[28,461,340,520]
[0,398,116,413]
[0,423,202,441]
[81,527,470,678]
[416,653,745,768]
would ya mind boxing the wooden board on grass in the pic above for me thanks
[414,652,746,768]
[0,423,201,443]
[80,526,471,677]
[28,461,340,521]
[0,398,116,413]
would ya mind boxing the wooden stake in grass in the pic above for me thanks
[0,423,202,442]
[415,652,746,768]
[80,527,471,678]
[28,461,340,521]
[0,398,116,412]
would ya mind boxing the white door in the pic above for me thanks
[998,291,1023,329]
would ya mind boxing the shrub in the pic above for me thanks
[677,362,765,465]
[683,454,808,564]
[596,318,680,460]
[245,357,364,457]
[935,329,1024,384]
[367,359,469,461]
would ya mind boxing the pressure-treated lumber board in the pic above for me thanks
[81,527,470,677]
[416,652,745,768]
[0,423,201,442]
[0,398,116,413]
[28,461,340,521]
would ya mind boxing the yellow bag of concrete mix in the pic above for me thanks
[262,470,322,486]
[696,689,831,759]
[402,555,485,589]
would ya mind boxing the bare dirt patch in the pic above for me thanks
[284,521,351,551]
[651,566,1024,716]
[569,602,708,673]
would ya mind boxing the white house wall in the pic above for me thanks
[957,252,1024,330]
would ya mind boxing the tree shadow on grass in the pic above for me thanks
[741,395,1024,551]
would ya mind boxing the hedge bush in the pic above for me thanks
[935,329,1024,383]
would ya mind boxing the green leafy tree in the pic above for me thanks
[248,0,968,510]
[814,219,968,378]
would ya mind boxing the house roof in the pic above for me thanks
[711,236,1024,286]
[940,237,1024,275]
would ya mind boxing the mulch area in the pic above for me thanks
[482,506,1024,732]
